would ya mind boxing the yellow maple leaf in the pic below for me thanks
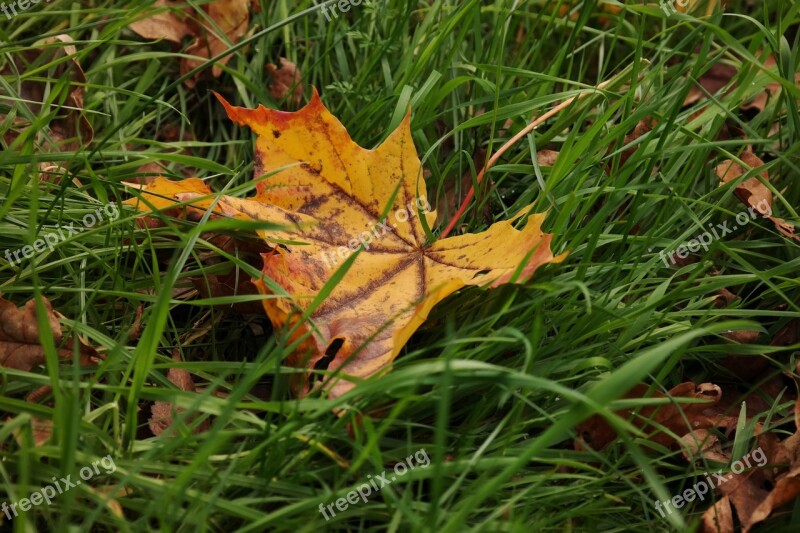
[126,91,567,398]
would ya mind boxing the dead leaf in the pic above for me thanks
[684,51,800,112]
[714,152,799,241]
[0,296,97,371]
[701,496,735,533]
[127,90,566,399]
[684,62,739,107]
[192,235,264,315]
[0,35,93,177]
[575,382,733,450]
[129,0,193,43]
[266,58,303,106]
[741,54,800,113]
[130,0,250,87]
[619,117,657,167]
[435,148,491,228]
[536,149,560,167]
[149,325,212,436]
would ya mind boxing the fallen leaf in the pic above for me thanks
[684,51,800,112]
[191,262,265,315]
[149,325,212,436]
[129,0,193,43]
[714,152,799,241]
[0,35,93,178]
[536,149,560,167]
[0,296,97,371]
[129,0,250,87]
[684,62,739,107]
[741,55,800,113]
[701,496,734,533]
[266,58,303,106]
[127,90,566,399]
[575,382,734,450]
[181,0,250,87]
[619,117,657,166]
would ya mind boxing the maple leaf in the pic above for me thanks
[127,91,566,398]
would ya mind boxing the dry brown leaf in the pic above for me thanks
[191,260,264,315]
[181,0,250,87]
[434,148,491,228]
[129,0,193,43]
[0,296,97,371]
[678,429,723,462]
[0,35,93,177]
[701,496,735,533]
[266,57,303,106]
[148,325,212,436]
[714,152,799,241]
[536,149,560,167]
[130,0,250,87]
[741,55,800,113]
[575,382,734,450]
[684,62,739,107]
[684,51,799,112]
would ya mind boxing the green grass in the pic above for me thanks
[1,0,799,531]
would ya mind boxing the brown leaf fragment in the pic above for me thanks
[575,382,731,450]
[701,496,734,533]
[0,35,93,174]
[715,152,799,241]
[190,233,264,314]
[619,117,657,166]
[714,288,739,308]
[130,0,250,87]
[683,51,799,112]
[181,0,250,87]
[129,0,194,43]
[720,329,769,380]
[536,149,560,167]
[678,429,722,463]
[10,415,53,448]
[435,148,491,227]
[266,58,303,106]
[684,62,738,107]
[772,319,800,348]
[741,55,800,113]
[715,152,772,216]
[148,327,211,436]
[0,297,97,371]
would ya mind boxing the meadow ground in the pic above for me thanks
[1,1,799,531]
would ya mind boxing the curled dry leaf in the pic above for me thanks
[714,152,799,241]
[129,0,250,87]
[266,58,303,106]
[127,90,566,399]
[0,296,98,371]
[575,382,733,451]
[1,297,100,447]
